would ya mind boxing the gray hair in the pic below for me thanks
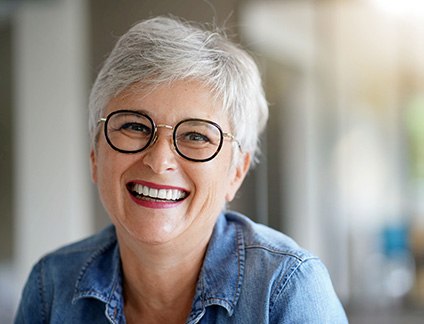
[88,16,268,165]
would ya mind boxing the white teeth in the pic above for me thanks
[142,186,149,196]
[172,190,179,200]
[158,189,167,199]
[132,184,186,201]
[149,188,158,197]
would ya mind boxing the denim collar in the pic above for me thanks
[72,228,125,323]
[71,213,245,321]
[189,214,245,320]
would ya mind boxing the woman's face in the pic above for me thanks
[90,80,250,246]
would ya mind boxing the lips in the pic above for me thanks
[126,181,189,207]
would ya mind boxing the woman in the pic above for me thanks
[15,17,347,323]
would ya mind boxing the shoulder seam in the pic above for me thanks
[245,244,317,262]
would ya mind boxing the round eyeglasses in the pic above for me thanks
[98,110,240,162]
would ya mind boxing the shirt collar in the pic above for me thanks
[72,226,124,322]
[190,213,246,317]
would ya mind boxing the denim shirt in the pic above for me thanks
[15,211,348,323]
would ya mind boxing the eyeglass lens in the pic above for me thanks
[104,111,224,162]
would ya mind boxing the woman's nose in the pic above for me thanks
[142,133,178,174]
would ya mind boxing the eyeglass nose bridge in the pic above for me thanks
[156,124,174,130]
[149,123,175,148]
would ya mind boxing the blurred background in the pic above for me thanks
[1,0,424,322]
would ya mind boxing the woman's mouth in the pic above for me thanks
[126,181,189,207]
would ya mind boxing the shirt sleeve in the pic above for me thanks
[269,257,348,324]
[14,261,49,324]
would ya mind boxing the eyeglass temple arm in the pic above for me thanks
[223,132,242,151]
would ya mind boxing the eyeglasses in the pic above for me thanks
[98,110,240,162]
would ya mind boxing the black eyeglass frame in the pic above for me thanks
[97,109,240,163]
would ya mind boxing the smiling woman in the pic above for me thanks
[14,16,348,323]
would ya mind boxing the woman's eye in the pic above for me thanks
[121,123,151,134]
[183,132,209,143]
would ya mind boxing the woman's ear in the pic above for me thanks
[90,148,98,184]
[225,152,251,202]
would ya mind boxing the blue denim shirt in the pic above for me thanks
[15,211,348,323]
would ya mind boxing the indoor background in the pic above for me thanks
[1,0,424,323]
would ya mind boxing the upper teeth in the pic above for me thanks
[132,184,186,201]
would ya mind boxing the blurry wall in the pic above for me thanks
[0,19,13,263]
[1,1,91,322]
[0,11,15,324]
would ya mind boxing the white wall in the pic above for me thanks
[11,0,93,315]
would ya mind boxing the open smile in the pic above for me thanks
[126,181,189,208]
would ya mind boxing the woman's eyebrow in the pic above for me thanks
[112,108,150,115]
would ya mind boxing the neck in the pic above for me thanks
[117,228,212,323]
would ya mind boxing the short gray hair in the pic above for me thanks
[88,16,268,165]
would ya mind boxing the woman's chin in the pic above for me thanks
[119,218,185,246]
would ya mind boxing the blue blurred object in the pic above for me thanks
[382,223,411,257]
